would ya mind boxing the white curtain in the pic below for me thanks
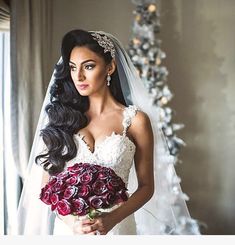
[10,0,53,179]
[0,0,13,235]
[0,0,53,234]
[0,30,21,235]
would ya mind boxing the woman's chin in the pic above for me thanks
[77,90,90,96]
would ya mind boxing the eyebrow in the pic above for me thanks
[69,59,96,65]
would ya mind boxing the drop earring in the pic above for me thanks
[107,74,111,86]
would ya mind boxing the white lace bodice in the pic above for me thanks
[66,105,138,186]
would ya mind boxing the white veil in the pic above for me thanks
[15,31,200,235]
[104,32,200,234]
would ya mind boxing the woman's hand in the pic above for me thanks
[73,212,117,235]
[73,218,97,235]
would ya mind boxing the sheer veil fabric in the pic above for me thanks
[15,31,200,235]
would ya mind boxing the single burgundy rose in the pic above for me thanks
[107,168,116,176]
[57,199,71,216]
[74,162,90,172]
[64,186,78,199]
[92,180,108,195]
[67,164,84,175]
[80,172,93,184]
[97,169,110,180]
[69,166,86,176]
[107,177,125,191]
[40,187,52,205]
[115,190,128,204]
[88,196,105,209]
[77,185,91,197]
[41,184,51,193]
[51,179,65,192]
[72,198,89,215]
[56,170,70,181]
[47,176,58,187]
[65,175,79,185]
[50,193,59,211]
[92,164,102,171]
[102,191,116,206]
[50,193,59,205]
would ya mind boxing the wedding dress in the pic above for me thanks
[54,105,139,235]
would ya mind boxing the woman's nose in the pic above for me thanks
[77,69,85,81]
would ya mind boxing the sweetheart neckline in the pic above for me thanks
[74,132,136,154]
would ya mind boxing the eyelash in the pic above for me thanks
[69,64,95,71]
[70,66,76,71]
[85,64,95,70]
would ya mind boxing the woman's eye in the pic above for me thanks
[85,64,95,70]
[69,66,76,71]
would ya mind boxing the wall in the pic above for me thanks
[50,0,235,234]
[159,0,235,235]
[51,0,134,64]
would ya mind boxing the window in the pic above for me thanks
[0,31,19,235]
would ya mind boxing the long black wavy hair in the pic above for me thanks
[35,29,127,175]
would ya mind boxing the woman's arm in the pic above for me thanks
[79,111,155,235]
[41,169,50,187]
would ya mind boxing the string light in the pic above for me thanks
[148,4,157,12]
[127,0,201,234]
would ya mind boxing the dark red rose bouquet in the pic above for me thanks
[39,162,128,219]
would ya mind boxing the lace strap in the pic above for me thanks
[122,105,138,136]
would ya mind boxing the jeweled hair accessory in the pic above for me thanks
[90,32,115,58]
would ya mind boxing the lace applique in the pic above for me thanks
[122,105,138,136]
[66,105,139,186]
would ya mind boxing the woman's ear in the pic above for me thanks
[108,59,116,75]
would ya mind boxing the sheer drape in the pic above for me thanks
[0,0,53,234]
[0,31,20,235]
[10,0,53,180]
[0,0,12,236]
[5,0,53,234]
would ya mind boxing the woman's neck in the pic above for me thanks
[87,89,118,117]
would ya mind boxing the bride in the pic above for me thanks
[16,29,200,235]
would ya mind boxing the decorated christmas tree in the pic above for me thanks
[127,0,185,157]
[127,0,201,234]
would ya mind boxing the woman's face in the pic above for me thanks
[69,46,111,96]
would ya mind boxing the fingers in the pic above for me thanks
[73,216,109,235]
[81,219,95,225]
[73,218,101,235]
[81,223,104,235]
[82,223,98,233]
[73,218,91,234]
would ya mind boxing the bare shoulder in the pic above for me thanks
[130,109,153,136]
